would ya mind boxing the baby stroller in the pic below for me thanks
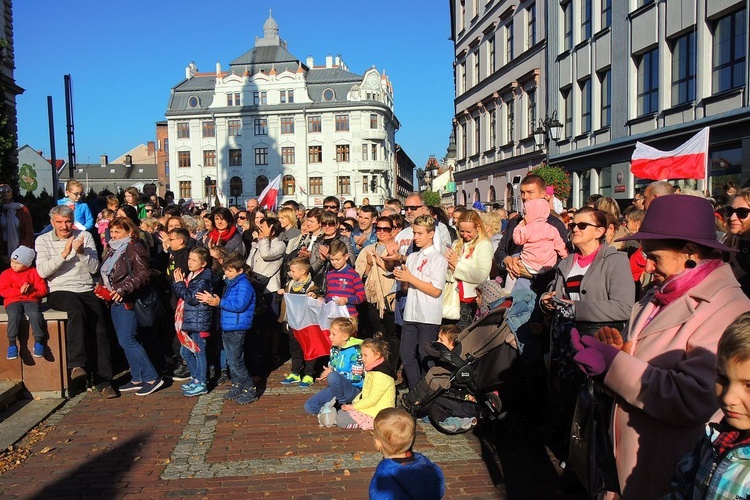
[402,303,525,435]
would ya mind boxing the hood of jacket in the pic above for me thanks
[523,198,551,224]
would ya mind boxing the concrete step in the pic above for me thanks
[0,397,65,451]
[0,380,23,411]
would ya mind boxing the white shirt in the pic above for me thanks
[403,244,447,325]
[395,222,450,256]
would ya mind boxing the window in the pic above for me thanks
[309,177,323,195]
[288,89,294,103]
[188,96,199,108]
[672,31,696,105]
[228,119,241,136]
[581,0,592,40]
[254,148,268,165]
[460,62,466,93]
[371,144,377,161]
[280,116,295,134]
[368,113,378,129]
[336,144,350,162]
[363,175,369,193]
[362,143,368,161]
[527,90,536,137]
[230,176,243,197]
[602,0,612,29]
[177,122,189,139]
[506,22,514,62]
[229,149,242,167]
[253,91,267,105]
[323,89,334,101]
[462,123,468,158]
[506,99,514,143]
[308,115,322,133]
[713,9,746,93]
[164,138,169,154]
[563,2,573,51]
[338,176,351,195]
[203,150,216,167]
[227,92,240,106]
[256,176,268,196]
[527,3,536,48]
[600,69,611,127]
[283,175,295,196]
[335,114,349,132]
[475,118,481,153]
[309,146,322,163]
[178,151,191,168]
[473,51,480,85]
[202,121,215,138]
[489,108,497,149]
[282,147,295,164]
[637,48,659,115]
[580,78,592,133]
[280,90,287,104]
[562,88,573,138]
[179,181,191,199]
[254,118,268,135]
[488,36,495,74]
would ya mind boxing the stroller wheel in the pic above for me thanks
[485,391,503,415]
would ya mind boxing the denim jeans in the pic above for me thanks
[5,301,45,342]
[180,332,207,383]
[110,302,158,383]
[400,321,440,389]
[304,371,361,414]
[222,330,251,390]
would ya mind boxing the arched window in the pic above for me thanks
[489,185,496,202]
[256,175,268,196]
[474,188,481,203]
[462,190,468,206]
[229,176,243,197]
[506,183,515,212]
[283,175,295,195]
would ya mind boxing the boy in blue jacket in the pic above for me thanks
[198,252,258,405]
[57,180,94,231]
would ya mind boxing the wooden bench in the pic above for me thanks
[0,306,69,398]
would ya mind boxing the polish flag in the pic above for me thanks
[630,127,709,180]
[284,294,349,361]
[258,174,281,211]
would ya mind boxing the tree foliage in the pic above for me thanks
[423,190,441,207]
[530,164,571,201]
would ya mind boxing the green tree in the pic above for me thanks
[423,190,441,207]
[530,164,571,201]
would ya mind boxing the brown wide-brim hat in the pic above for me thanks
[616,194,737,253]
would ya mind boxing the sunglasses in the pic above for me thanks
[725,207,750,220]
[404,205,423,211]
[324,205,338,209]
[237,216,247,220]
[568,222,602,231]
[341,225,353,232]
[321,221,338,227]
[145,209,154,212]
[375,226,393,232]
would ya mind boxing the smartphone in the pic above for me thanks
[552,296,569,308]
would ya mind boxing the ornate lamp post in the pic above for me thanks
[534,111,564,167]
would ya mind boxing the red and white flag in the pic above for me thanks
[258,174,281,211]
[630,127,709,180]
[284,294,349,361]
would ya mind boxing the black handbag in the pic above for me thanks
[124,253,163,327]
[567,378,620,496]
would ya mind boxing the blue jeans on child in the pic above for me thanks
[5,301,45,342]
[110,302,158,383]
[304,371,361,414]
[222,330,252,390]
[180,332,207,383]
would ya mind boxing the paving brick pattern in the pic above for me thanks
[0,366,508,499]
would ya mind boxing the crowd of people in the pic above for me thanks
[2,176,750,498]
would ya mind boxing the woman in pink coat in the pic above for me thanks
[570,195,750,499]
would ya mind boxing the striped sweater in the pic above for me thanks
[325,264,366,317]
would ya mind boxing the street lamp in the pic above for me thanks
[534,111,564,167]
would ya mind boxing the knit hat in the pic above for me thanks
[10,245,35,267]
[476,278,506,318]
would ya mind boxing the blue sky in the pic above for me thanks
[14,1,456,171]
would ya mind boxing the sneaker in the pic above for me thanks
[7,344,18,360]
[119,380,143,392]
[180,379,198,391]
[223,383,243,401]
[235,388,258,405]
[135,378,164,396]
[183,382,208,397]
[280,373,301,385]
[171,364,191,381]
[33,342,44,358]
[298,375,314,388]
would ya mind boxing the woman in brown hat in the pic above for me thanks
[568,195,750,498]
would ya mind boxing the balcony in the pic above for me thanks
[360,128,387,140]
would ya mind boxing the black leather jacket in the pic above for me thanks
[103,241,151,299]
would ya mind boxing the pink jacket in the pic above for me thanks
[513,199,567,272]
[602,263,750,499]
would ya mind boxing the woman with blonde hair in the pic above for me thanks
[594,196,628,250]
[444,210,493,329]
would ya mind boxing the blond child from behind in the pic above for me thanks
[369,408,445,499]
[336,334,396,430]
[667,311,750,498]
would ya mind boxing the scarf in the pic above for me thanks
[289,273,312,293]
[653,259,723,307]
[573,244,601,267]
[175,270,201,353]
[208,225,237,247]
[100,237,131,291]
[1,202,23,256]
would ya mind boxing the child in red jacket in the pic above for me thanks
[0,246,48,359]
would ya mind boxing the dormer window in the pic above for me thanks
[323,88,335,101]
[188,96,200,108]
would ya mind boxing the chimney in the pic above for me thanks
[326,54,333,68]
[147,141,155,155]
[124,154,132,167]
[334,55,340,67]
[100,154,108,167]
[306,56,314,67]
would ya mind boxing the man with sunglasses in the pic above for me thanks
[0,184,34,269]
[323,196,340,213]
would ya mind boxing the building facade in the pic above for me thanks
[165,14,399,208]
[2,0,23,187]
[449,0,547,211]
[548,0,749,207]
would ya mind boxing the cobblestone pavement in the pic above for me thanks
[0,364,576,499]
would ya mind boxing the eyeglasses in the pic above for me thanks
[725,207,750,220]
[237,216,247,220]
[568,222,602,231]
[375,226,392,232]
[404,205,423,211]
[145,209,154,213]
[324,205,338,209]
[321,221,338,227]
[0,187,12,194]
[69,191,83,197]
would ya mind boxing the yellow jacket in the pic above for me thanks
[352,363,396,417]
